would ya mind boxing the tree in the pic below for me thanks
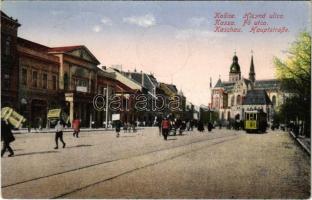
[274,31,311,137]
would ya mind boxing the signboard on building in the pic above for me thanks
[76,86,87,93]
[112,113,120,121]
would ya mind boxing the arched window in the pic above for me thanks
[231,96,234,106]
[272,95,277,107]
[236,95,241,105]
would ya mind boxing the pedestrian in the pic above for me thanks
[1,120,15,157]
[54,120,66,149]
[179,121,186,135]
[38,117,43,131]
[123,122,128,133]
[197,120,204,132]
[132,121,136,133]
[208,121,213,132]
[161,118,170,140]
[115,120,121,137]
[127,122,134,133]
[157,117,162,136]
[186,120,190,131]
[72,118,80,138]
[190,120,194,131]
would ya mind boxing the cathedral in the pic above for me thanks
[210,52,285,122]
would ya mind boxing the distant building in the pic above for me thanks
[211,52,286,122]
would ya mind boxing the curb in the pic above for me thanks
[289,131,311,156]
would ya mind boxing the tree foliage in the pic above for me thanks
[274,31,311,136]
[274,31,311,95]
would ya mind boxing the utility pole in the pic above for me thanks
[105,84,109,130]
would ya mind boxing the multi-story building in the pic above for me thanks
[210,52,285,122]
[1,11,20,109]
[17,38,60,128]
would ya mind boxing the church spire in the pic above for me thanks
[249,50,255,82]
[229,51,241,82]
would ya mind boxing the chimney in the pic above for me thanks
[101,66,106,70]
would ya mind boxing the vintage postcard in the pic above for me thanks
[1,1,311,199]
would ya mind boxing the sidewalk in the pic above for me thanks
[289,131,311,155]
[13,127,147,134]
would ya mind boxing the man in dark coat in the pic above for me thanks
[208,121,213,132]
[1,120,15,157]
[115,120,122,137]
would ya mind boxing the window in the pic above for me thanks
[5,36,11,56]
[22,68,27,86]
[52,75,57,90]
[42,73,48,89]
[32,71,38,88]
[236,95,241,105]
[231,96,234,106]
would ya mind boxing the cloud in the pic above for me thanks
[188,17,209,27]
[123,14,156,28]
[101,17,113,26]
[175,29,225,40]
[92,25,102,33]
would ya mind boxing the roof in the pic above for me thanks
[222,81,235,92]
[48,45,100,65]
[242,78,252,86]
[1,11,21,27]
[165,84,178,93]
[18,37,50,52]
[48,45,84,53]
[254,79,280,90]
[124,72,158,92]
[159,83,178,96]
[243,89,272,105]
[214,79,223,88]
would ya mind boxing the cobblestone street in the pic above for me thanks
[1,128,310,198]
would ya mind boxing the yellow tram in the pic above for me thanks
[244,110,267,133]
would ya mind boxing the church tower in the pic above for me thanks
[229,52,241,82]
[249,51,256,83]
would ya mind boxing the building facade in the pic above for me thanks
[17,38,60,128]
[211,53,285,122]
[1,11,20,109]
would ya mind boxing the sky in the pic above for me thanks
[2,1,311,106]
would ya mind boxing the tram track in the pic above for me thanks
[54,135,240,198]
[2,133,240,198]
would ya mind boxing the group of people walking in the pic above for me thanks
[157,117,216,140]
[1,118,81,157]
[115,120,137,137]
